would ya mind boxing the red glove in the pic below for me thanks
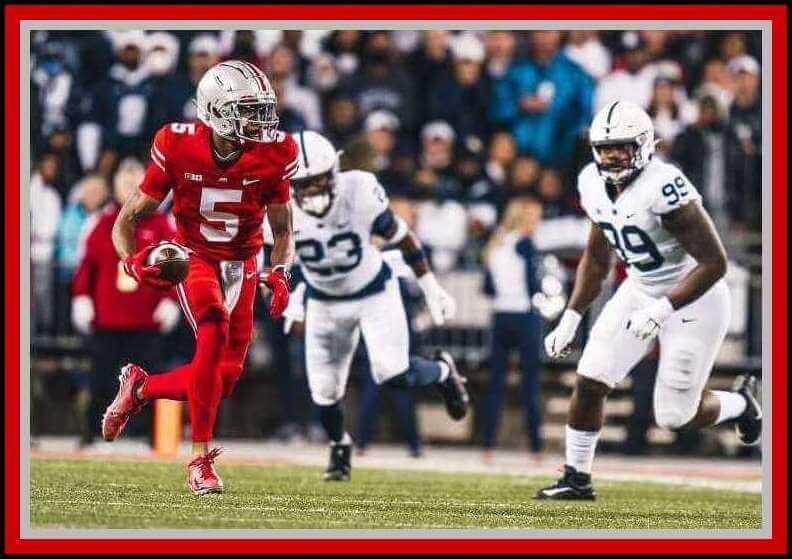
[123,245,177,291]
[260,265,291,319]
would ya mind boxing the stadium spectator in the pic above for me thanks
[481,197,544,462]
[321,31,364,79]
[31,154,64,335]
[323,96,360,148]
[266,43,323,130]
[648,74,686,147]
[725,55,761,232]
[467,131,518,235]
[55,174,109,335]
[427,32,490,148]
[564,31,612,80]
[88,31,158,177]
[595,31,656,111]
[409,31,452,122]
[670,95,730,231]
[490,30,594,167]
[70,158,179,446]
[339,31,418,134]
[484,31,518,80]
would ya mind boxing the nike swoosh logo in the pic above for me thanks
[242,178,260,186]
[626,213,637,218]
[245,271,257,280]
[681,318,697,323]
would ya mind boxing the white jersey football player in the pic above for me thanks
[281,131,470,481]
[536,101,762,500]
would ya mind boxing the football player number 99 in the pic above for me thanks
[199,187,243,242]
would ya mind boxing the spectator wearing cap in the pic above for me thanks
[481,197,544,462]
[426,32,491,149]
[154,33,220,125]
[564,31,612,80]
[413,121,468,272]
[338,31,418,133]
[362,110,416,196]
[724,55,761,231]
[31,154,64,336]
[670,95,729,231]
[55,174,108,335]
[87,30,158,177]
[490,31,594,167]
[266,44,323,131]
[595,31,657,111]
[71,158,179,445]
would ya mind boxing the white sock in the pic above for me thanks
[565,426,601,474]
[438,362,450,382]
[331,432,352,446]
[713,391,748,425]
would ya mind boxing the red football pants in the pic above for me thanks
[141,253,258,442]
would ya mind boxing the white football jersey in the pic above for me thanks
[293,170,390,297]
[577,158,703,296]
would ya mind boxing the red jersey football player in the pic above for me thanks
[102,60,298,495]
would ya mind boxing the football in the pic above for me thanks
[146,242,190,284]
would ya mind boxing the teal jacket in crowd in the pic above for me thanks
[490,53,594,167]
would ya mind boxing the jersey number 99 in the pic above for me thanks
[598,222,664,272]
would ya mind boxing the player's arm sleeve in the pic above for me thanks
[139,126,174,202]
[263,135,299,205]
[355,172,391,232]
[650,167,703,215]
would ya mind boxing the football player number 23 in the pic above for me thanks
[598,222,664,272]
[200,188,243,242]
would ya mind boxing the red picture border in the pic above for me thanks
[5,4,787,555]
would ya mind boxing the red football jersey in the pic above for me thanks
[139,121,298,261]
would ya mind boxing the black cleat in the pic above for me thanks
[323,442,352,481]
[435,350,470,420]
[733,374,762,447]
[535,465,597,500]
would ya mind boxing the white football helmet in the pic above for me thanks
[589,101,656,185]
[195,60,279,143]
[291,130,342,217]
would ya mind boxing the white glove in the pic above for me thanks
[417,272,456,326]
[71,295,94,335]
[544,308,582,358]
[625,297,675,341]
[282,282,307,334]
[154,298,181,333]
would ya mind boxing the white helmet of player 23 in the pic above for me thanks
[589,100,657,185]
[291,130,342,217]
[195,60,279,142]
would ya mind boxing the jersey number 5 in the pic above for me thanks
[598,222,664,272]
[200,188,242,242]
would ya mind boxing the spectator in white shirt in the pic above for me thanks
[564,31,611,80]
[594,31,656,111]
[30,154,63,335]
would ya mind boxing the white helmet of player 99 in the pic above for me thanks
[291,130,342,217]
[589,101,656,185]
[195,60,279,143]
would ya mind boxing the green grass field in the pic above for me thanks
[30,458,761,530]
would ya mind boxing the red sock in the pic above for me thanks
[187,320,228,443]
[141,364,192,401]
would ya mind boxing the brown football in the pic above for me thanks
[147,243,190,284]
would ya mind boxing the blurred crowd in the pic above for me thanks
[30,30,762,309]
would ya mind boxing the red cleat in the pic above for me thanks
[101,364,149,441]
[187,448,225,495]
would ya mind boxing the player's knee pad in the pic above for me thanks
[654,344,703,430]
[309,378,346,407]
[654,401,697,431]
